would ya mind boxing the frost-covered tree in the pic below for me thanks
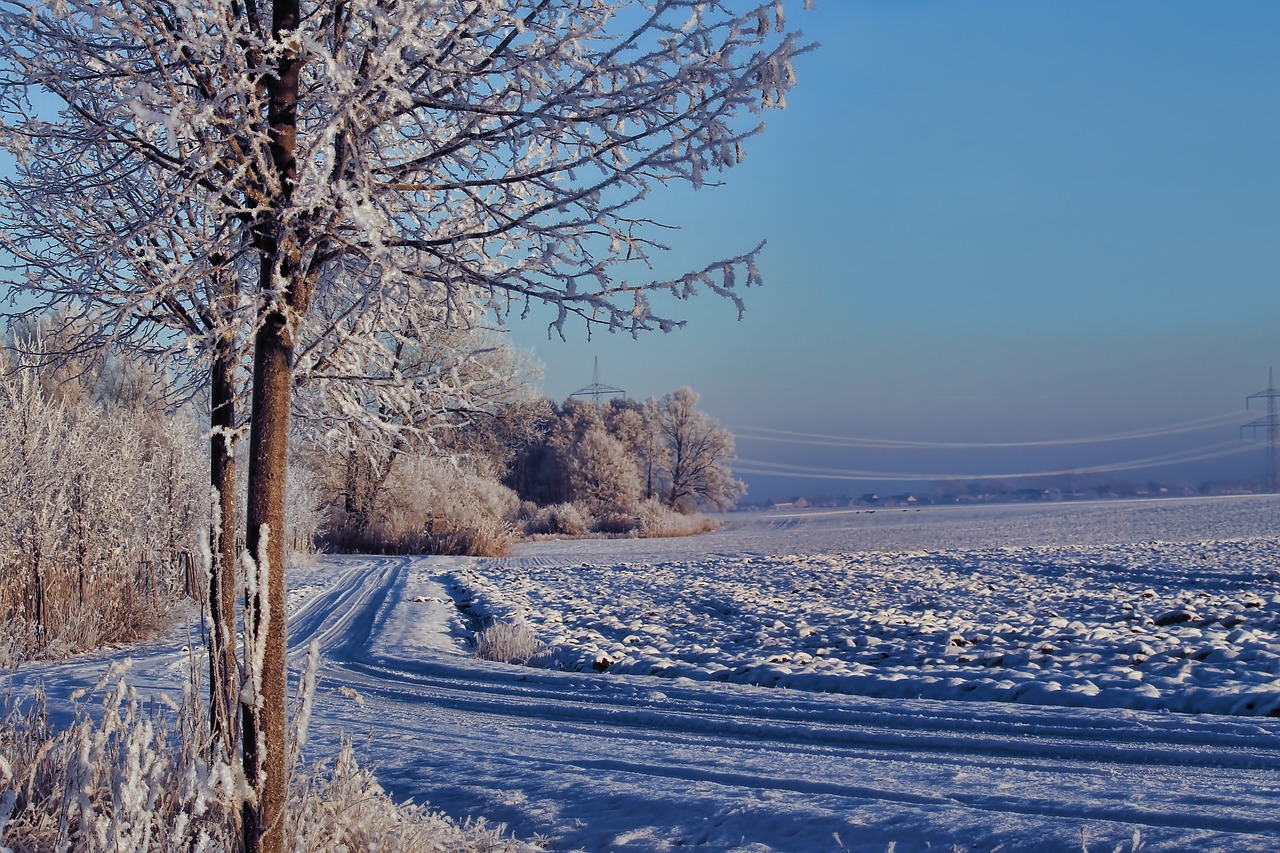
[567,426,644,514]
[653,387,744,511]
[542,398,608,503]
[605,397,666,500]
[299,321,536,538]
[445,395,557,483]
[0,2,808,848]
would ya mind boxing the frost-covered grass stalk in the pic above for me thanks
[475,621,553,668]
[288,737,527,853]
[0,664,530,852]
[289,641,321,767]
[0,664,239,852]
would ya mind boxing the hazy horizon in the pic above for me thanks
[511,1,1280,501]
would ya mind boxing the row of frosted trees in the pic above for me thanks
[317,386,745,554]
[0,353,203,663]
[504,390,744,518]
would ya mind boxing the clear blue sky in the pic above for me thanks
[512,1,1280,500]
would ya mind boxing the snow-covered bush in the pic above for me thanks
[0,671,530,852]
[356,457,519,557]
[634,499,722,538]
[285,459,326,561]
[475,621,552,668]
[521,502,590,538]
[519,499,719,540]
[0,357,204,662]
[591,511,641,536]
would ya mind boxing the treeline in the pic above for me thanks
[0,349,203,663]
[317,387,744,556]
[0,339,322,665]
[0,329,742,660]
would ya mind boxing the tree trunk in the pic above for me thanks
[242,3,300,849]
[208,348,239,756]
[241,309,292,853]
[30,550,43,649]
[342,449,377,528]
[343,439,403,533]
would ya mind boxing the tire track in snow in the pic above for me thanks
[563,757,1280,837]
[295,555,1280,851]
[287,556,409,662]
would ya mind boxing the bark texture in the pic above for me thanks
[241,2,301,850]
[242,311,292,853]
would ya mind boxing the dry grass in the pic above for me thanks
[0,669,532,852]
[520,498,720,542]
[474,621,554,668]
[633,500,722,538]
[521,502,590,537]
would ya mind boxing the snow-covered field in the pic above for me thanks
[459,521,1280,717]
[10,495,1280,851]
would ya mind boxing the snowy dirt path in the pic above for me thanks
[10,496,1280,852]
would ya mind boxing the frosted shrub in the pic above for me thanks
[519,499,720,540]
[1,673,530,852]
[634,499,721,538]
[521,502,590,538]
[0,358,203,661]
[591,511,641,536]
[475,621,552,668]
[362,457,520,557]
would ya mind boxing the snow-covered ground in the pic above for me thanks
[10,495,1280,851]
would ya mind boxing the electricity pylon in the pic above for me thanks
[1242,368,1280,492]
[569,357,625,404]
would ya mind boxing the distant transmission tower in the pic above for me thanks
[1241,368,1280,492]
[568,357,625,404]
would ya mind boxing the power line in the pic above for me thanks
[733,411,1245,451]
[733,439,1254,483]
[568,356,624,405]
[1241,368,1280,492]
